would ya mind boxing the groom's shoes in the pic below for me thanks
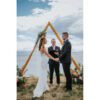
[65,88,72,92]
[63,85,72,91]
[63,85,71,89]
[63,86,72,92]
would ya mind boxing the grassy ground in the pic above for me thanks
[17,76,83,100]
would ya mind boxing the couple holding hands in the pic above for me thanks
[32,32,72,99]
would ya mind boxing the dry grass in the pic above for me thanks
[17,76,83,100]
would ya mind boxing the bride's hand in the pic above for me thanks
[54,58,59,62]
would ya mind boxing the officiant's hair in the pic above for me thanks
[39,37,46,50]
[62,32,69,37]
[51,38,55,41]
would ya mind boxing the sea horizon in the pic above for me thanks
[17,50,83,76]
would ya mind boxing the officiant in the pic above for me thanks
[48,39,60,85]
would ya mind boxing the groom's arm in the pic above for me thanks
[59,46,67,59]
[59,42,70,59]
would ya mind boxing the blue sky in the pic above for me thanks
[17,0,51,16]
[17,0,83,52]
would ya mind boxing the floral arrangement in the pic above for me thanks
[38,30,46,38]
[35,31,47,46]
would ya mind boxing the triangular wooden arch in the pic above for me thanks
[20,22,80,77]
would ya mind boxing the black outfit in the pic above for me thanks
[48,46,60,84]
[59,40,72,90]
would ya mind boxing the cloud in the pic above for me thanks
[17,0,83,52]
[17,0,83,31]
[17,33,83,52]
[17,34,32,41]
[29,0,55,2]
[17,41,34,51]
[28,0,40,2]
[32,8,49,15]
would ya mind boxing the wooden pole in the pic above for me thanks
[21,44,37,75]
[43,22,49,32]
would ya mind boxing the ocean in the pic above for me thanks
[17,51,83,76]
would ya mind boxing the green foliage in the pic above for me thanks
[17,65,26,89]
[38,31,46,38]
[17,65,22,76]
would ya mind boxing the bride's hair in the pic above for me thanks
[39,37,45,50]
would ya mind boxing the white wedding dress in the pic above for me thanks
[33,52,49,97]
[25,38,49,98]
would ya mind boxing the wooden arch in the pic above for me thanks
[20,22,80,77]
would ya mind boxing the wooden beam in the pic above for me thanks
[43,22,49,32]
[71,57,80,71]
[20,45,36,75]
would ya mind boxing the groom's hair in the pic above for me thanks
[62,32,69,37]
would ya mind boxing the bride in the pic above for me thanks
[32,36,59,99]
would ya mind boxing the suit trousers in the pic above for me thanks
[49,63,60,84]
[62,63,72,90]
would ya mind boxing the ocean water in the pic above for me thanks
[17,51,83,76]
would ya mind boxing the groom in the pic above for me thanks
[59,32,72,91]
[48,39,60,85]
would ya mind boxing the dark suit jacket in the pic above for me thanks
[59,40,71,64]
[48,46,60,64]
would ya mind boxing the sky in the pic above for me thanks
[17,0,83,52]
